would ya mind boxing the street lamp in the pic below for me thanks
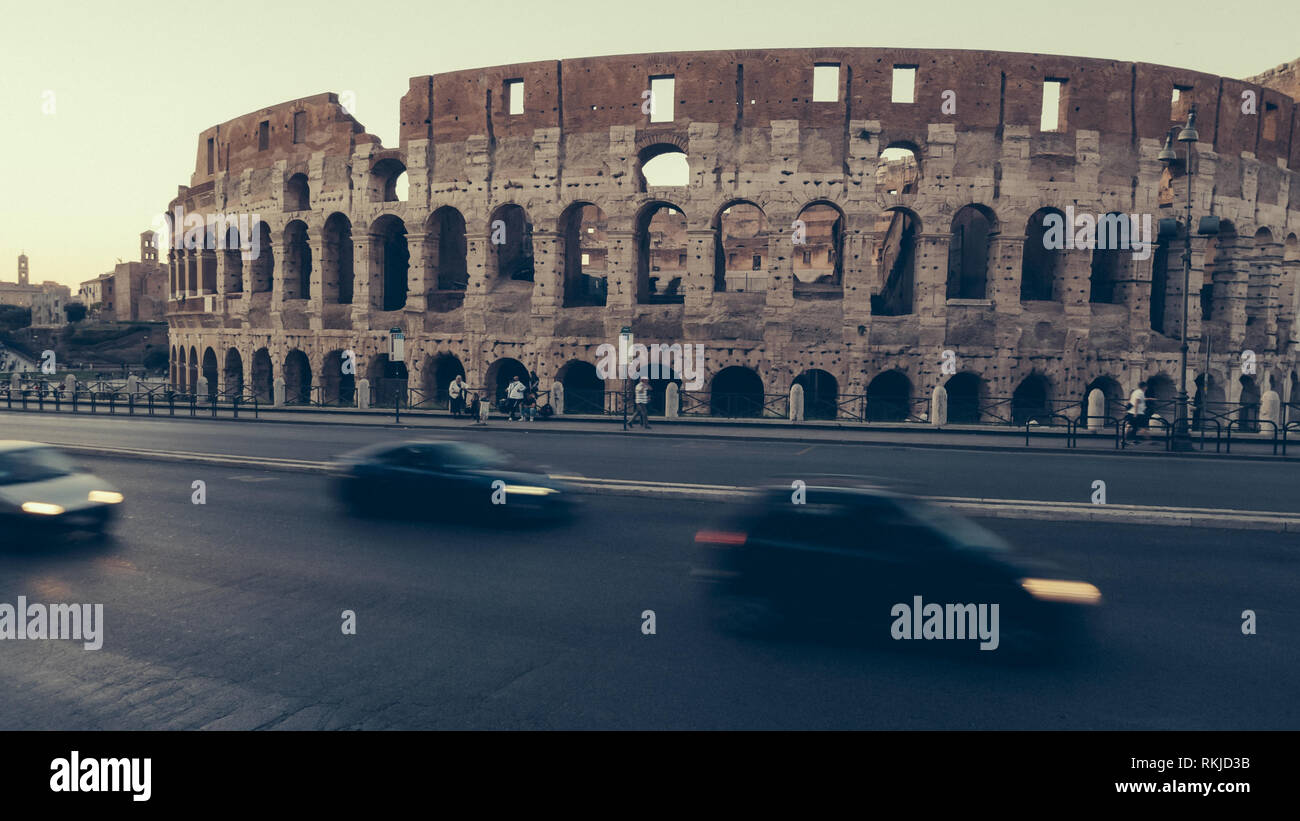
[621,326,637,428]
[1158,105,1218,451]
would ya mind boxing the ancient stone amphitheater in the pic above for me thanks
[164,48,1300,425]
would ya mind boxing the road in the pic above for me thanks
[0,411,1297,513]
[0,454,1295,729]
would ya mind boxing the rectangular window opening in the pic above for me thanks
[650,75,675,123]
[1040,79,1066,132]
[292,111,306,144]
[1171,84,1193,123]
[1264,101,1280,141]
[206,138,214,174]
[257,120,269,151]
[891,66,917,104]
[506,79,524,116]
[813,63,840,102]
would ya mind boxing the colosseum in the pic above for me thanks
[164,48,1300,425]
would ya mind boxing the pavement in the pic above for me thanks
[0,454,1295,730]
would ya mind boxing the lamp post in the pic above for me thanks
[619,326,633,431]
[1158,105,1201,451]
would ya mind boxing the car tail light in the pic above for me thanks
[694,530,747,546]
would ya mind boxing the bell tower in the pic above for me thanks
[17,253,29,286]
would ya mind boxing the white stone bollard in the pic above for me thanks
[1260,390,1281,428]
[196,375,209,399]
[930,384,948,427]
[666,383,680,418]
[272,376,285,407]
[551,381,564,415]
[789,383,804,422]
[357,378,370,410]
[1087,388,1105,430]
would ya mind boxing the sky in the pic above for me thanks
[2,0,1298,289]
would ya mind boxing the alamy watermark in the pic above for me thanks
[595,340,706,390]
[0,596,103,650]
[1042,208,1152,261]
[890,595,999,650]
[150,206,264,261]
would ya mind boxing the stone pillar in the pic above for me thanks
[604,229,636,312]
[789,383,804,422]
[930,384,948,427]
[196,375,208,399]
[273,376,285,407]
[990,236,1025,317]
[308,233,326,330]
[351,235,372,329]
[529,229,561,316]
[405,234,430,316]
[357,377,370,410]
[1087,388,1105,430]
[665,382,680,418]
[1261,389,1281,428]
[551,381,564,415]
[64,374,77,395]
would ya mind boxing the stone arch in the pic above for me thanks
[713,200,767,293]
[201,347,219,399]
[428,206,468,292]
[369,214,408,311]
[282,220,312,300]
[420,352,465,406]
[223,224,244,294]
[283,349,312,405]
[866,369,912,421]
[558,359,605,414]
[370,157,406,203]
[794,368,838,420]
[188,346,198,394]
[946,204,998,300]
[636,141,688,190]
[177,346,187,392]
[488,204,534,282]
[1083,375,1124,422]
[485,357,529,405]
[636,201,687,304]
[251,348,273,403]
[1145,372,1176,419]
[871,207,920,316]
[321,349,356,406]
[560,203,607,307]
[1021,207,1064,302]
[285,173,310,212]
[367,353,409,407]
[322,213,354,305]
[1011,372,1051,425]
[250,220,274,293]
[944,371,986,424]
[877,143,921,193]
[793,201,845,292]
[710,366,764,417]
[223,348,244,397]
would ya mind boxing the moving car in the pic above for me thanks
[331,440,575,522]
[0,441,124,538]
[693,483,1101,657]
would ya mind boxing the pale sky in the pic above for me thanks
[2,0,1297,289]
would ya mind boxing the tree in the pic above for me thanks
[64,302,88,323]
[0,304,32,331]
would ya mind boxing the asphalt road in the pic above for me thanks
[0,455,1294,730]
[0,411,1297,513]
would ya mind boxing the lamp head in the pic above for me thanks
[1177,105,1199,143]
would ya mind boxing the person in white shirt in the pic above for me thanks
[633,378,651,429]
[448,374,465,417]
[1126,381,1148,441]
[506,376,525,421]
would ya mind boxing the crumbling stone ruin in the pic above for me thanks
[164,48,1300,421]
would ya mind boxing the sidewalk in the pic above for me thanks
[6,397,1289,459]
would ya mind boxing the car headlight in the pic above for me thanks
[502,485,558,496]
[1019,578,1102,605]
[88,491,124,504]
[21,502,65,516]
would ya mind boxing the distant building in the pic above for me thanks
[0,253,71,326]
[75,231,168,322]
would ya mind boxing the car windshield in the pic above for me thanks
[434,443,509,469]
[0,447,79,485]
[896,497,1011,554]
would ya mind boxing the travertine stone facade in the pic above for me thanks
[164,49,1300,415]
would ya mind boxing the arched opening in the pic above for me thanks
[188,346,198,395]
[866,370,912,421]
[201,247,217,294]
[250,221,274,293]
[871,208,919,315]
[370,158,407,203]
[201,348,218,399]
[1288,370,1300,426]
[420,353,465,408]
[1149,234,1171,333]
[637,144,688,190]
[283,220,311,300]
[321,349,355,406]
[1145,373,1176,420]
[429,207,468,291]
[1083,376,1124,423]
[636,202,687,304]
[251,348,273,403]
[283,350,312,405]
[169,346,177,388]
[713,201,767,293]
[223,224,244,294]
[558,360,605,414]
[946,205,997,299]
[561,203,608,307]
[1089,213,1131,304]
[794,369,838,420]
[322,213,353,305]
[485,358,529,407]
[1011,373,1051,425]
[177,347,187,392]
[710,366,764,417]
[877,145,920,194]
[944,372,985,424]
[367,354,408,407]
[369,215,408,311]
[1238,375,1260,432]
[285,173,310,212]
[1021,208,1064,302]
[223,348,243,398]
[793,202,844,293]
[489,204,534,282]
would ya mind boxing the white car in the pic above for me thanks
[0,441,123,538]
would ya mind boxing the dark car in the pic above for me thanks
[331,440,576,523]
[693,484,1101,658]
[0,441,124,539]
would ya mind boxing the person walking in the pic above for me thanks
[1126,380,1148,442]
[633,377,651,429]
[506,375,525,421]
[448,374,465,417]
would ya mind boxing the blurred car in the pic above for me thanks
[693,483,1101,656]
[331,440,576,522]
[0,441,124,537]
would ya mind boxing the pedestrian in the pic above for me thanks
[1126,380,1148,442]
[528,370,541,394]
[506,375,525,421]
[448,374,465,417]
[523,385,537,422]
[633,377,651,429]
